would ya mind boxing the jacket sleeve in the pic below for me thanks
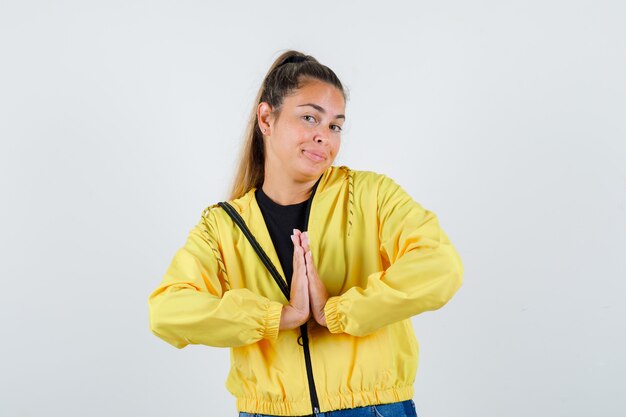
[324,174,464,337]
[148,208,284,349]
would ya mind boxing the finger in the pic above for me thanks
[293,229,303,246]
[291,235,300,271]
[293,244,301,264]
[305,250,314,274]
[305,253,317,289]
[295,246,306,272]
[301,250,309,276]
[292,234,303,258]
[301,232,310,252]
[304,248,314,265]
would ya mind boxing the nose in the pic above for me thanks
[313,125,328,144]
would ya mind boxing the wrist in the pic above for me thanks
[280,305,309,330]
[313,301,328,327]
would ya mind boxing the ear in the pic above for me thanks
[257,102,275,135]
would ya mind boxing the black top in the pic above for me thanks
[255,186,310,289]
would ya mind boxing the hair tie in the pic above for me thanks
[279,55,308,67]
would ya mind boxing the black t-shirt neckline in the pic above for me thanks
[255,186,311,210]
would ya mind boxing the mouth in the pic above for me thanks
[302,149,326,162]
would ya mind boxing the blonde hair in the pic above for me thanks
[228,50,348,200]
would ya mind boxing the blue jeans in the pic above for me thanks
[238,399,418,417]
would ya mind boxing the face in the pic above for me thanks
[258,78,346,182]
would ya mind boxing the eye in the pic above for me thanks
[331,124,343,132]
[303,115,317,123]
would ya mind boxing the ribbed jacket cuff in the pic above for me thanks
[324,296,344,334]
[263,301,283,341]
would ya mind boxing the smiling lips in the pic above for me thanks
[302,149,326,162]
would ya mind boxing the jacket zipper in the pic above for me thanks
[301,176,322,415]
[299,323,320,414]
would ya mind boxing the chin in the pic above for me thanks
[295,161,329,180]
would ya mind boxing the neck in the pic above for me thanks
[261,168,323,206]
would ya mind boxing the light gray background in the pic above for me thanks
[1,1,624,416]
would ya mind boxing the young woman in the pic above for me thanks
[148,50,464,417]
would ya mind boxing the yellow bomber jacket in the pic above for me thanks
[148,165,464,416]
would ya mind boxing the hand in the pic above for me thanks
[296,230,329,327]
[279,231,311,330]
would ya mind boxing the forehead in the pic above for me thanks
[285,79,345,111]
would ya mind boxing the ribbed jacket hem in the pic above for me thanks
[236,385,414,416]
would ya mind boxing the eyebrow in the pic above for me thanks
[297,103,345,120]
